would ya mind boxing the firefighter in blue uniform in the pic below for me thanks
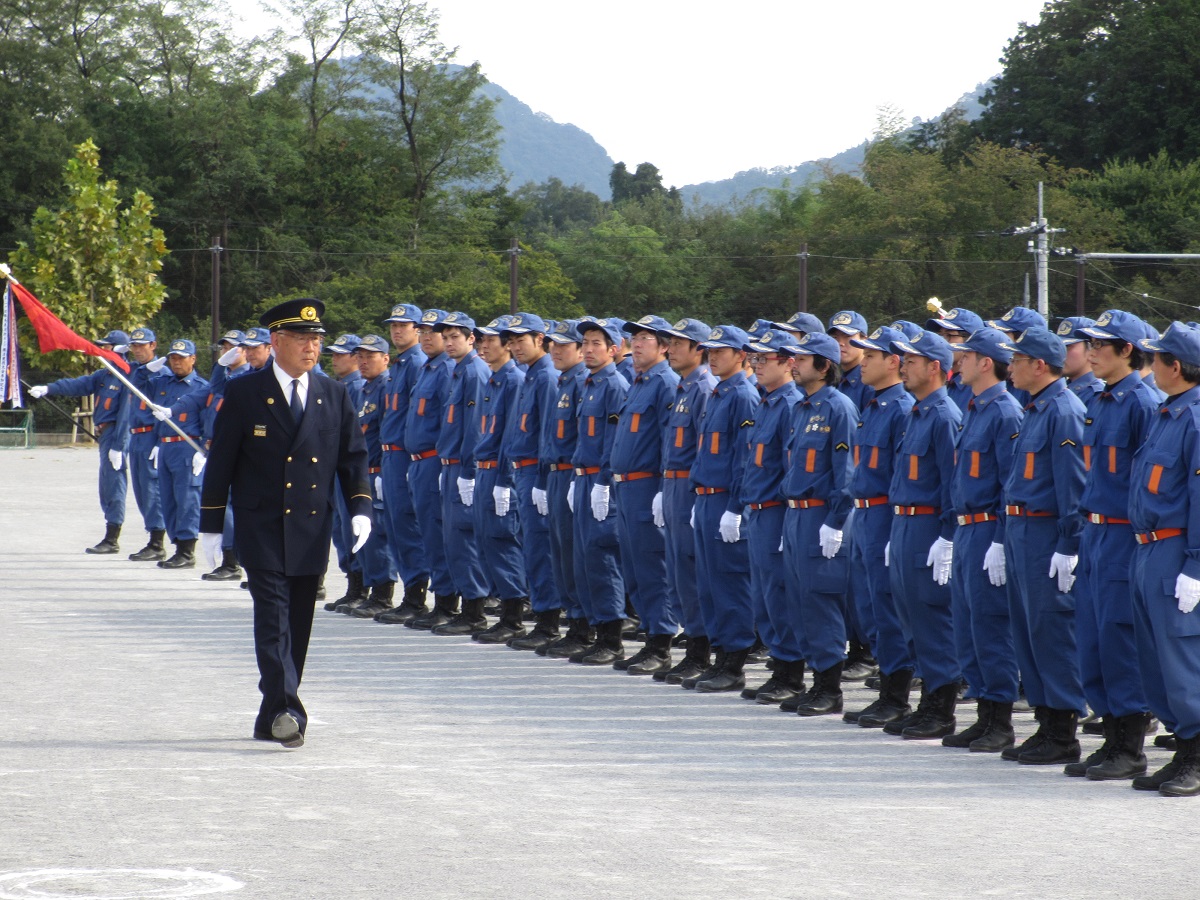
[1067,310,1158,779]
[687,325,760,693]
[926,307,984,415]
[1128,323,1200,796]
[30,329,131,553]
[780,331,858,714]
[998,326,1088,765]
[883,330,962,739]
[569,318,630,665]
[940,327,1024,752]
[322,334,364,600]
[828,310,872,410]
[987,307,1047,407]
[1058,316,1101,401]
[125,328,168,560]
[773,311,825,339]
[738,328,804,703]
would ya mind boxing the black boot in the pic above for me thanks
[661,635,711,684]
[626,634,673,675]
[510,609,561,650]
[325,571,365,612]
[1080,711,1104,736]
[695,648,750,693]
[434,597,489,635]
[842,641,879,682]
[744,657,798,701]
[756,659,805,704]
[573,619,625,665]
[884,681,928,735]
[406,593,459,630]
[351,581,395,618]
[794,663,845,716]
[943,700,992,748]
[1002,706,1047,761]
[745,636,769,665]
[970,701,1015,753]
[1086,713,1150,780]
[87,523,121,554]
[1018,708,1080,765]
[474,598,527,643]
[856,669,914,728]
[128,529,166,561]
[157,538,196,568]
[902,681,959,739]
[683,648,726,690]
[1155,735,1200,796]
[375,579,429,623]
[202,548,243,581]
[1065,714,1117,776]
[541,617,593,658]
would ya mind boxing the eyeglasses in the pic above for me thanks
[1087,339,1119,351]
[281,332,323,346]
[750,354,786,364]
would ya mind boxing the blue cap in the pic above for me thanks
[891,330,955,371]
[987,307,1047,333]
[326,333,362,354]
[166,338,196,356]
[850,325,909,354]
[356,334,389,354]
[547,319,583,344]
[1141,319,1161,342]
[503,312,549,335]
[1055,316,1096,345]
[623,314,672,336]
[928,308,984,334]
[699,324,751,351]
[606,317,629,338]
[475,314,514,337]
[658,317,712,342]
[828,310,869,336]
[746,328,800,354]
[774,311,825,335]
[785,331,842,365]
[435,311,476,332]
[1079,310,1146,346]
[1141,322,1200,367]
[216,328,243,346]
[959,326,1014,364]
[417,308,449,328]
[998,326,1066,368]
[383,303,423,324]
[97,330,130,346]
[240,327,271,347]
[891,320,924,341]
[746,318,777,339]
[577,316,624,345]
[129,328,157,345]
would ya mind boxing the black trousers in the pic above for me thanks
[245,568,319,734]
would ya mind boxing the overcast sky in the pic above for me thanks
[249,0,1053,187]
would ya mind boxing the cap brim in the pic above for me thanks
[850,338,891,353]
[698,341,740,350]
[829,324,862,335]
[1139,337,1165,352]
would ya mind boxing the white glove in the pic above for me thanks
[719,510,742,543]
[351,515,372,553]
[983,542,1007,587]
[151,404,172,421]
[375,475,384,500]
[1049,552,1078,593]
[493,485,511,516]
[927,536,954,585]
[108,449,123,470]
[652,492,664,528]
[145,356,167,373]
[200,532,223,570]
[1176,573,1200,614]
[218,346,241,367]
[690,505,696,529]
[191,451,206,477]
[149,445,159,469]
[457,476,475,507]
[29,384,48,398]
[778,536,784,552]
[111,344,129,354]
[567,481,575,512]
[884,541,890,567]
[818,524,843,559]
[591,484,610,521]
[532,487,548,516]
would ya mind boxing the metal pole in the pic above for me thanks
[97,357,205,456]
[1036,182,1049,319]
[509,237,520,315]
[1075,256,1086,316]
[210,236,222,364]
[798,243,808,313]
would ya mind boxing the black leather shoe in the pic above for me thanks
[943,700,991,748]
[351,582,396,618]
[902,683,958,739]
[510,610,560,650]
[660,636,710,684]
[1018,709,1080,765]
[157,539,196,569]
[407,593,459,630]
[624,636,672,675]
[695,649,749,693]
[128,529,166,561]
[86,524,121,554]
[794,664,845,716]
[375,601,427,624]
[270,712,304,749]
[572,619,624,665]
[474,598,526,643]
[433,598,489,635]
[969,702,1015,753]
[683,650,725,690]
[1158,741,1200,796]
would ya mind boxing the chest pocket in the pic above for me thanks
[854,420,892,469]
[956,426,995,479]
[901,428,931,481]
[1016,428,1049,481]
[1141,447,1179,496]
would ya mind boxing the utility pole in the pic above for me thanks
[210,236,222,362]
[798,243,809,313]
[1075,255,1086,316]
[1007,183,1064,318]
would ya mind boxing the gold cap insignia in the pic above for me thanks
[301,306,317,321]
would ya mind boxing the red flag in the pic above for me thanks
[9,280,130,373]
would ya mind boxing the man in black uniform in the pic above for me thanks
[199,299,371,748]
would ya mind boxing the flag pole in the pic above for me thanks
[18,378,98,440]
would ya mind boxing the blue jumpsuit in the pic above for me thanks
[742,379,803,663]
[945,371,973,415]
[950,382,1023,702]
[127,361,166,533]
[404,352,455,597]
[1129,387,1200,739]
[662,365,717,639]
[849,383,915,676]
[475,359,527,601]
[1002,378,1087,714]
[781,384,858,671]
[616,355,635,384]
[152,370,208,542]
[888,386,962,694]
[1068,371,1101,402]
[438,351,491,602]
[380,344,429,589]
[330,368,364,574]
[1077,372,1156,719]
[838,361,874,650]
[691,371,759,653]
[543,361,587,621]
[571,363,629,626]
[357,370,397,589]
[610,359,680,636]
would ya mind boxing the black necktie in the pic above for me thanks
[290,379,304,424]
